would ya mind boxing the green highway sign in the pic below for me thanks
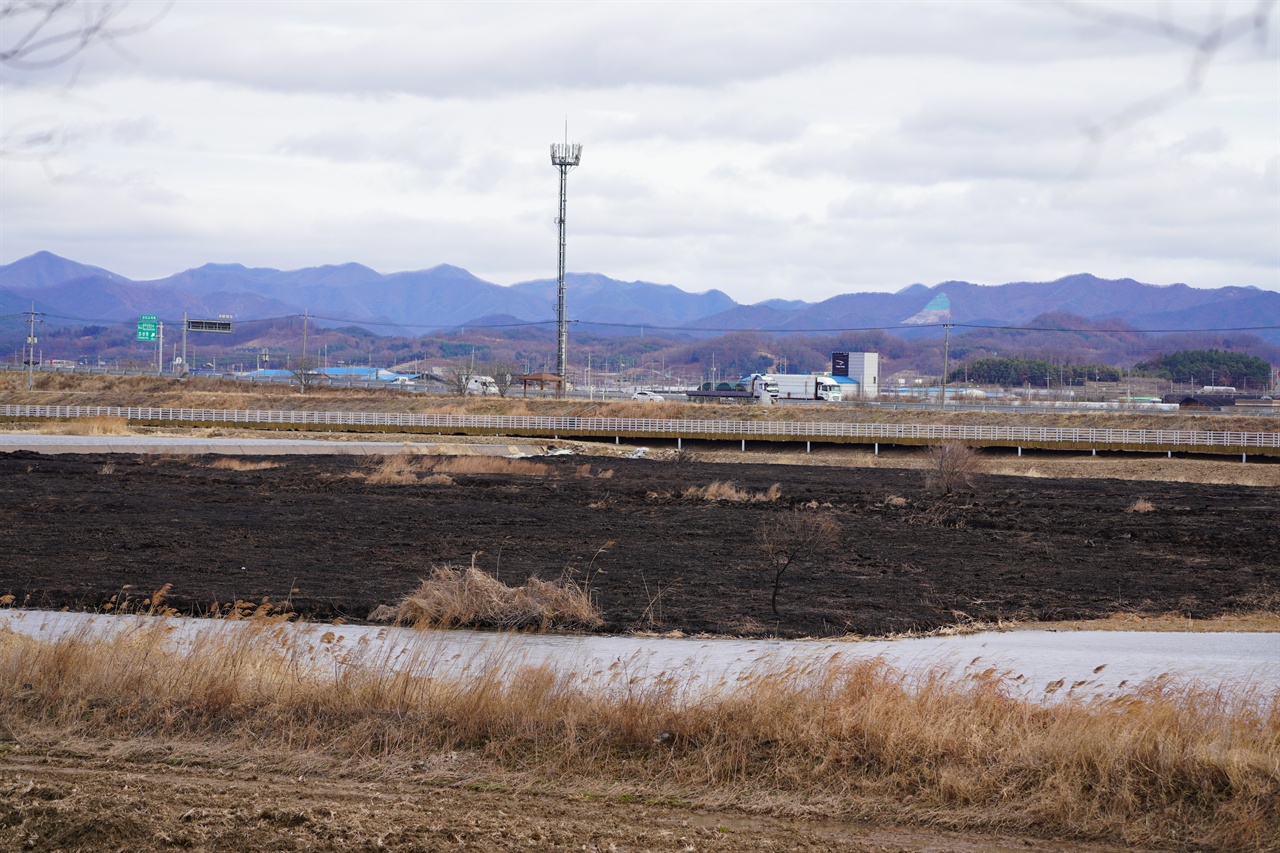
[137,314,158,342]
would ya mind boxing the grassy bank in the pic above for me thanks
[2,618,1276,850]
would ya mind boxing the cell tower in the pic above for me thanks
[550,137,582,389]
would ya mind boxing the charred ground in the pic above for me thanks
[1,450,1276,637]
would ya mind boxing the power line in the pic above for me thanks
[10,311,1279,337]
[567,319,1280,335]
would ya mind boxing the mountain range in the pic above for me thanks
[3,252,1277,343]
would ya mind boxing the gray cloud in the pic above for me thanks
[1,1,1275,301]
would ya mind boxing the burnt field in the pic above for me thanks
[1,450,1276,637]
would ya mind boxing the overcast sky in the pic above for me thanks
[2,0,1277,304]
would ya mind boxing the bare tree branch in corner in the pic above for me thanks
[1,0,170,71]
[1048,0,1277,175]
[1,0,171,164]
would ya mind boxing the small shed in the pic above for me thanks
[1162,394,1237,411]
[520,372,565,396]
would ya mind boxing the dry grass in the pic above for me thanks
[1126,498,1156,513]
[396,565,603,632]
[365,454,427,484]
[355,453,595,484]
[37,415,130,436]
[206,458,280,472]
[1035,610,1280,633]
[682,481,782,502]
[433,455,551,477]
[0,619,1275,850]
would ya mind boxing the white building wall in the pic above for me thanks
[847,352,879,398]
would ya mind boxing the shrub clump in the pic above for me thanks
[924,443,983,495]
[396,565,603,632]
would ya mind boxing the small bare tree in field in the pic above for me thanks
[486,360,520,397]
[446,359,475,396]
[290,355,321,394]
[756,509,839,617]
[925,443,983,495]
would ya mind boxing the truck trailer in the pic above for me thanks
[685,373,777,403]
[767,374,842,402]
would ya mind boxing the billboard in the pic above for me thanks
[831,352,849,377]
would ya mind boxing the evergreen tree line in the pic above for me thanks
[1133,350,1272,388]
[948,358,1121,387]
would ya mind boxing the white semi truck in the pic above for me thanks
[465,375,500,395]
[767,374,842,402]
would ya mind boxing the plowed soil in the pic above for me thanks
[2,449,1276,636]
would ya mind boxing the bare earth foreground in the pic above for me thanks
[0,752,1153,853]
[2,423,1278,852]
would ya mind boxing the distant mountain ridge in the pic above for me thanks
[2,251,1276,343]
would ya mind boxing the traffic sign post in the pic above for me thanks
[136,315,158,342]
[137,315,163,374]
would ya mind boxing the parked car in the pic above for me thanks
[631,390,665,402]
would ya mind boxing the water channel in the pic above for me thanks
[4,610,1276,703]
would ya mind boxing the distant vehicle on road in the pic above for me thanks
[631,390,665,402]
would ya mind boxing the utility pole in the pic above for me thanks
[157,321,164,375]
[181,311,188,375]
[24,303,43,391]
[300,309,309,394]
[939,323,951,410]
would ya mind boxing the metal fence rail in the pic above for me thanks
[4,404,1278,454]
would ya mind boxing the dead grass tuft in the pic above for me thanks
[39,415,130,436]
[1125,498,1156,513]
[683,481,781,502]
[396,564,603,632]
[365,454,426,484]
[434,455,551,478]
[207,458,280,472]
[354,454,555,484]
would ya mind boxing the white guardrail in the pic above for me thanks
[3,404,1278,451]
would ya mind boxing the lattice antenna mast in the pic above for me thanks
[550,136,582,389]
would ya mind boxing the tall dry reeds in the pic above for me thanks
[396,565,603,631]
[0,619,1275,849]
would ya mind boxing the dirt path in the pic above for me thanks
[0,751,1148,853]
